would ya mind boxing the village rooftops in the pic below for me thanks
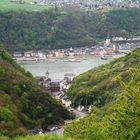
[36,76,51,82]
[50,81,60,87]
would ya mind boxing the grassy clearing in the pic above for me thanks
[0,0,51,12]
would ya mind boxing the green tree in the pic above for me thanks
[104,69,140,140]
[0,107,13,122]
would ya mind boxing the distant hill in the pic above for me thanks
[67,48,140,107]
[0,8,140,51]
[0,47,74,137]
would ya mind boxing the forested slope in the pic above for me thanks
[67,48,140,107]
[0,8,140,51]
[0,47,73,137]
[65,49,140,140]
[65,69,140,140]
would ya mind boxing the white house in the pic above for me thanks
[13,52,23,57]
[62,99,71,107]
[77,105,85,111]
[68,47,75,56]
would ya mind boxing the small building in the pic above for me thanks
[38,52,46,58]
[47,53,55,58]
[55,51,65,57]
[13,52,23,57]
[24,51,31,57]
[49,81,60,92]
[68,47,75,56]
[62,99,72,107]
[77,105,85,112]
[36,76,51,86]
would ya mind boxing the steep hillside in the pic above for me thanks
[0,8,140,51]
[65,69,140,140]
[67,48,140,107]
[0,47,73,137]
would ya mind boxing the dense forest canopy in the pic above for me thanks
[0,8,140,51]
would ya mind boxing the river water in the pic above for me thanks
[20,56,111,80]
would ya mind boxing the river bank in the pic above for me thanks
[20,56,111,80]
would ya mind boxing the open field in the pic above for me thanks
[0,0,50,11]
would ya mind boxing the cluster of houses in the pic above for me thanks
[47,37,140,59]
[36,72,75,107]
[13,51,46,62]
[47,47,75,58]
[13,51,46,58]
[36,71,93,114]
[101,37,140,58]
[13,36,140,62]
[31,0,140,9]
[13,47,76,62]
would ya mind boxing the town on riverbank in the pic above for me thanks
[13,37,140,63]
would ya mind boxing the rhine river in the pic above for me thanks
[20,56,111,80]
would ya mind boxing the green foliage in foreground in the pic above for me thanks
[0,8,140,51]
[0,47,74,137]
[65,69,140,140]
[67,48,140,107]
